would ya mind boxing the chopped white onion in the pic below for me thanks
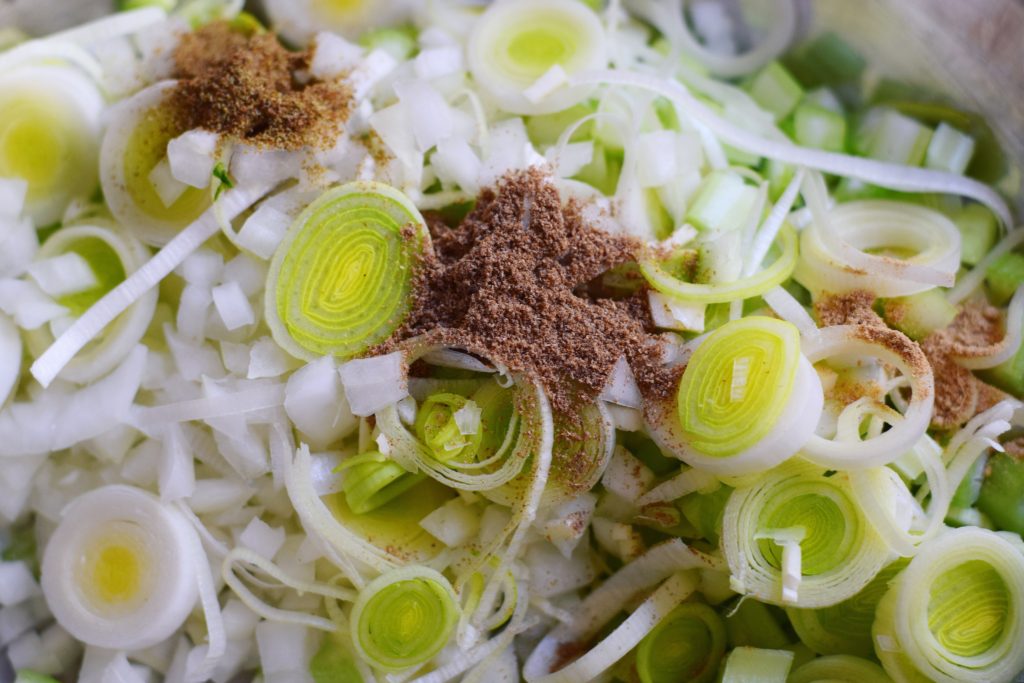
[420,498,480,547]
[310,31,364,80]
[414,45,464,80]
[338,351,408,417]
[285,356,358,450]
[599,356,643,409]
[237,204,293,260]
[27,252,98,299]
[239,517,287,560]
[210,281,255,331]
[167,129,219,189]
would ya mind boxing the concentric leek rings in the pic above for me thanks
[350,566,459,672]
[676,316,800,458]
[266,181,429,361]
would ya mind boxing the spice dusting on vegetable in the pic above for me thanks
[171,21,352,149]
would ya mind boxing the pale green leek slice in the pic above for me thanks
[640,224,798,304]
[265,180,429,362]
[723,460,893,608]
[350,566,459,673]
[467,0,606,115]
[676,316,799,458]
[872,527,1024,683]
[635,602,726,683]
[0,66,103,225]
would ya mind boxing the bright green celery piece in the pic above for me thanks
[980,325,1024,397]
[857,109,933,166]
[925,122,975,174]
[976,453,1024,535]
[310,635,364,683]
[359,26,418,61]
[686,172,758,235]
[953,204,998,266]
[793,101,847,152]
[746,62,804,121]
[950,453,989,510]
[880,289,957,341]
[119,0,174,10]
[985,251,1024,305]
[574,143,622,196]
[14,673,60,683]
[720,646,794,683]
[783,32,866,89]
[725,599,790,649]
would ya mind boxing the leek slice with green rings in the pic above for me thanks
[786,559,908,658]
[376,341,546,493]
[100,81,213,246]
[0,65,103,225]
[350,566,459,673]
[872,527,1024,683]
[467,0,607,115]
[645,316,823,476]
[788,655,894,683]
[639,224,798,304]
[25,221,157,384]
[266,181,429,362]
[635,602,726,683]
[722,459,896,608]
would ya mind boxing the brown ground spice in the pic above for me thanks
[813,290,886,328]
[920,301,1010,429]
[382,169,674,411]
[170,22,352,150]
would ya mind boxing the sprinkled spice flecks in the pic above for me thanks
[380,169,675,412]
[170,22,352,151]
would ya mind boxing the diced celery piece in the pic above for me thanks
[119,0,174,10]
[686,172,758,235]
[803,87,844,114]
[15,673,60,683]
[977,453,1024,535]
[925,122,976,174]
[784,32,866,88]
[985,251,1024,305]
[953,204,998,266]
[880,289,957,341]
[950,454,988,509]
[857,109,933,166]
[574,143,622,196]
[793,102,847,152]
[980,322,1024,397]
[747,62,804,121]
[721,646,794,683]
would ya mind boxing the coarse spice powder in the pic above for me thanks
[381,169,675,412]
[170,22,352,151]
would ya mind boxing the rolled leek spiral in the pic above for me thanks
[350,566,459,672]
[266,181,429,362]
[722,460,895,608]
[872,527,1024,683]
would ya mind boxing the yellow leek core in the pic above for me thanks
[676,316,800,458]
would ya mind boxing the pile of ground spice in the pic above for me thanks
[383,169,673,411]
[813,289,886,328]
[169,22,352,150]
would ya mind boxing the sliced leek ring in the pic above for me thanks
[266,181,429,362]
